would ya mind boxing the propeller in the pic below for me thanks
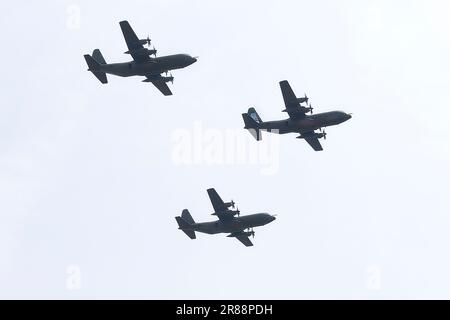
[321,128,327,140]
[152,46,157,57]
[230,200,235,209]
[247,228,255,238]
[235,207,240,217]
[169,72,174,84]
[308,103,314,114]
[146,36,151,46]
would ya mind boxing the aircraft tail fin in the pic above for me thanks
[181,209,195,224]
[242,108,263,141]
[175,211,196,240]
[83,54,108,84]
[248,107,263,123]
[92,49,107,65]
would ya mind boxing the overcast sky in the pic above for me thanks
[1,0,450,299]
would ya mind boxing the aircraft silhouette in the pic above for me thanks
[84,20,197,95]
[243,80,352,151]
[176,188,276,247]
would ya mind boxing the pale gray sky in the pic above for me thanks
[1,0,450,299]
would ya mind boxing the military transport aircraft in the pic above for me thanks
[175,188,276,247]
[83,20,197,95]
[242,80,352,151]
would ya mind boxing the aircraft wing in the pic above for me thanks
[301,132,323,151]
[207,188,228,213]
[150,79,173,96]
[279,80,307,119]
[119,20,150,63]
[235,234,253,247]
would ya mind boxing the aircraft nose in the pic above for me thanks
[347,113,352,120]
[191,56,198,64]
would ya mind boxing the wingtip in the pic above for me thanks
[119,20,130,28]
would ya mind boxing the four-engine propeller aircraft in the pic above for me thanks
[82,22,354,248]
[242,80,352,151]
[175,188,276,247]
[83,20,197,96]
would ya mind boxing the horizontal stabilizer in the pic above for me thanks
[247,128,262,141]
[91,71,108,84]
[182,229,196,239]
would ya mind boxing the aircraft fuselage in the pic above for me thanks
[190,213,275,235]
[259,111,352,134]
[98,54,197,77]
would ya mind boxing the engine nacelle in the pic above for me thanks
[297,132,326,140]
[160,76,173,83]
[124,48,157,56]
[227,231,254,238]
[315,133,326,139]
[139,38,150,46]
[142,76,174,83]
[146,49,157,56]
[282,106,312,114]
[224,201,235,208]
